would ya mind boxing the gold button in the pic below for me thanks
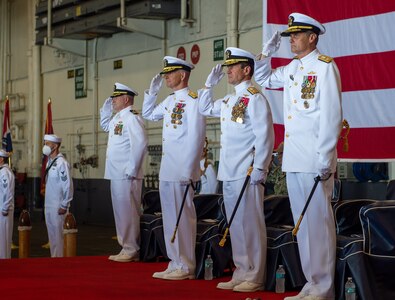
[166,124,169,127]
[288,115,292,119]
[285,133,290,138]
[293,100,297,103]
[300,66,304,70]
[294,82,298,86]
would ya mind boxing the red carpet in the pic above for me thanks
[0,256,298,299]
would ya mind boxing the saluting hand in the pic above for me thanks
[102,97,113,113]
[149,74,163,95]
[205,64,225,88]
[262,31,281,57]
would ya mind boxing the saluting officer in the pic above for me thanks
[43,134,73,257]
[100,83,147,262]
[255,13,342,300]
[199,47,274,292]
[0,150,15,259]
[142,56,206,280]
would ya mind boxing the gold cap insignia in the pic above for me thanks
[288,16,294,27]
[225,50,231,59]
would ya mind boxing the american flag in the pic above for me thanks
[2,97,12,153]
[40,99,54,195]
[262,0,395,161]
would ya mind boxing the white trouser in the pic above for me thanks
[45,207,66,257]
[0,211,13,259]
[110,179,142,257]
[159,181,196,274]
[287,172,336,299]
[223,179,266,284]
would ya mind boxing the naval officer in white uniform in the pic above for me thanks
[43,134,73,257]
[199,47,274,292]
[255,13,343,300]
[142,56,206,280]
[100,83,147,262]
[0,150,14,259]
[199,156,218,195]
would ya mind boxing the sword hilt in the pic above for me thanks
[170,226,178,243]
[292,217,302,236]
[219,227,229,247]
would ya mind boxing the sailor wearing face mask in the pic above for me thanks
[42,134,74,257]
[0,150,15,259]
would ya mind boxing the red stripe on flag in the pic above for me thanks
[274,124,395,160]
[273,124,285,149]
[337,127,395,160]
[267,0,395,24]
[335,51,395,92]
[271,51,395,92]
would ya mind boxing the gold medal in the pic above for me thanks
[304,101,309,109]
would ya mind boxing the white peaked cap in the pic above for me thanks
[0,149,10,157]
[44,134,62,143]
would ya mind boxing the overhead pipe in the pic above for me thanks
[180,0,195,27]
[47,0,52,45]
[227,0,239,47]
[92,38,99,157]
[226,0,239,93]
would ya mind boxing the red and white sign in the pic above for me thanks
[190,44,200,65]
[262,0,395,161]
[177,47,186,60]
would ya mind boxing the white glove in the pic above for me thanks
[318,168,331,181]
[180,177,191,186]
[149,74,163,95]
[262,31,281,57]
[101,97,113,113]
[205,64,225,88]
[250,169,267,185]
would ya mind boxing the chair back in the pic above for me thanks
[142,190,161,214]
[193,193,223,220]
[264,195,293,226]
[361,200,395,256]
[386,180,395,200]
[333,199,377,235]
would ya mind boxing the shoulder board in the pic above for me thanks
[170,92,175,95]
[318,54,333,63]
[293,56,299,60]
[247,86,260,95]
[188,90,198,99]
[130,109,139,115]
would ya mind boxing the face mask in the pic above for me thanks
[42,145,52,156]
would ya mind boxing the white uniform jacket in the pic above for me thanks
[198,80,274,181]
[254,49,342,173]
[45,154,73,210]
[0,164,14,214]
[142,87,206,182]
[100,105,147,180]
